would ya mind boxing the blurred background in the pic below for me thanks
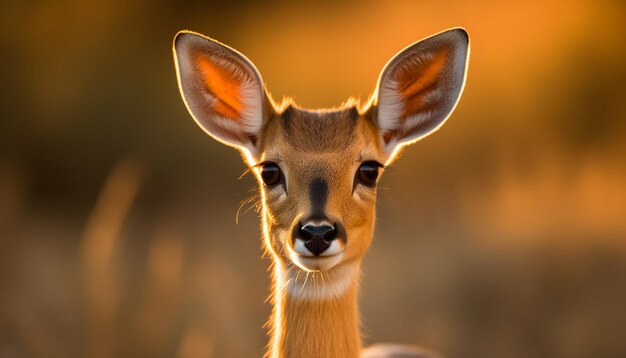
[1,0,625,357]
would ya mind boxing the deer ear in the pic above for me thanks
[374,28,469,161]
[173,31,269,157]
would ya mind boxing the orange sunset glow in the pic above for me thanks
[1,0,625,357]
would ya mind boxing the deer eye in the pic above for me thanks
[356,161,382,187]
[260,162,282,187]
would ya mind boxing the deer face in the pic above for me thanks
[256,105,385,273]
[173,29,469,279]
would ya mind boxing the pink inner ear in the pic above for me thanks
[396,48,450,119]
[196,56,243,120]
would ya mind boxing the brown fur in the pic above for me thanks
[259,105,383,266]
[259,106,382,357]
[274,283,361,358]
[173,28,470,358]
[278,105,359,152]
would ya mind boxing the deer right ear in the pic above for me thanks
[173,31,268,158]
[373,28,470,163]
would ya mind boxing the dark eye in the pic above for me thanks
[357,161,382,187]
[260,162,282,187]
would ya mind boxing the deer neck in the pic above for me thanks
[267,261,362,358]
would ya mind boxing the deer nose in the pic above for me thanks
[299,223,337,256]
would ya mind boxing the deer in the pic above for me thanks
[173,27,469,358]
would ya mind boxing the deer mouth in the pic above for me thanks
[289,249,345,272]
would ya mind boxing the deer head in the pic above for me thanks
[173,28,469,300]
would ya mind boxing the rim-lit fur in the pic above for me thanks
[260,105,382,271]
[173,27,470,358]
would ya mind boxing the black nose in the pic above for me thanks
[299,223,337,256]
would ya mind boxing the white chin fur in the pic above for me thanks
[283,258,358,300]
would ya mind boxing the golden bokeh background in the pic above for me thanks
[1,0,625,357]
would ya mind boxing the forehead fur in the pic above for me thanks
[276,105,360,152]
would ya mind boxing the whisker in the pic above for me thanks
[278,277,293,293]
[300,272,310,294]
[277,242,288,259]
[238,163,263,180]
[295,269,302,284]
[236,195,258,224]
[318,272,324,290]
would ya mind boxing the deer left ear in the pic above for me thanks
[373,28,470,162]
[173,31,269,159]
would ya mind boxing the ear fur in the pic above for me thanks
[373,28,470,161]
[173,31,269,157]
